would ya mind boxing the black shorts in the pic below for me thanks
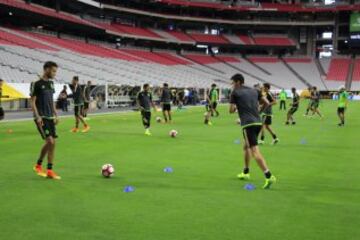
[311,101,319,109]
[337,107,345,114]
[34,118,57,139]
[84,102,89,110]
[74,105,84,117]
[288,106,298,115]
[242,125,262,148]
[209,102,217,110]
[262,115,272,125]
[0,107,4,120]
[162,103,171,111]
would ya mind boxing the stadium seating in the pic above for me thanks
[253,36,295,46]
[0,0,96,27]
[325,58,350,81]
[187,33,229,44]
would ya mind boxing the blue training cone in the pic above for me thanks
[234,139,241,144]
[163,167,173,173]
[244,183,256,191]
[300,138,307,145]
[123,186,135,193]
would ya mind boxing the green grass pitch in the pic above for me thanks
[0,100,359,240]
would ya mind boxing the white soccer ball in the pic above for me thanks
[169,130,178,138]
[101,164,115,178]
[156,116,162,123]
[236,118,241,125]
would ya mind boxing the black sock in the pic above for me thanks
[264,170,272,179]
[260,135,265,141]
[47,163,53,170]
[37,159,43,166]
[243,168,249,174]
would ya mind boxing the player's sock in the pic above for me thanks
[264,170,272,179]
[243,168,249,174]
[37,159,43,166]
[204,119,209,124]
[47,163,53,170]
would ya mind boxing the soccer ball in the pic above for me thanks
[156,116,162,123]
[169,130,178,138]
[101,164,115,178]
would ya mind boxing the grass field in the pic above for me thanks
[0,100,359,240]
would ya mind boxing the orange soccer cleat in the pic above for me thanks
[71,128,80,133]
[33,165,46,177]
[81,125,90,133]
[47,170,61,180]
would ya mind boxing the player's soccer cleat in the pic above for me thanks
[207,121,213,126]
[237,172,250,180]
[285,121,289,125]
[292,122,296,125]
[272,138,279,145]
[145,129,152,136]
[71,128,80,133]
[81,125,90,133]
[258,140,265,145]
[47,170,61,180]
[33,165,46,177]
[263,175,276,189]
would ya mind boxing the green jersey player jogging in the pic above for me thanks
[229,73,276,189]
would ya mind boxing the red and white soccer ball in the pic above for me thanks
[156,116,162,123]
[169,130,178,138]
[101,164,115,178]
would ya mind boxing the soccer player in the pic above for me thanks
[259,83,279,145]
[309,86,323,118]
[160,83,172,123]
[229,73,276,189]
[286,87,300,125]
[279,89,287,111]
[137,84,157,136]
[69,76,90,133]
[0,79,9,121]
[30,61,61,180]
[204,84,219,125]
[337,86,349,126]
[83,81,91,119]
[303,87,313,116]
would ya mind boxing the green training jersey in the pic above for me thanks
[338,91,349,108]
[279,91,287,101]
[209,89,218,103]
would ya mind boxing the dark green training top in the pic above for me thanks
[137,91,153,112]
[30,79,55,119]
[160,88,172,104]
[83,85,91,103]
[69,84,84,105]
[230,86,262,128]
[262,92,274,116]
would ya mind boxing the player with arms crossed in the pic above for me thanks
[69,76,90,133]
[337,86,349,127]
[286,87,300,125]
[160,83,173,123]
[31,61,61,179]
[229,74,276,189]
[137,84,157,136]
[259,83,279,145]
